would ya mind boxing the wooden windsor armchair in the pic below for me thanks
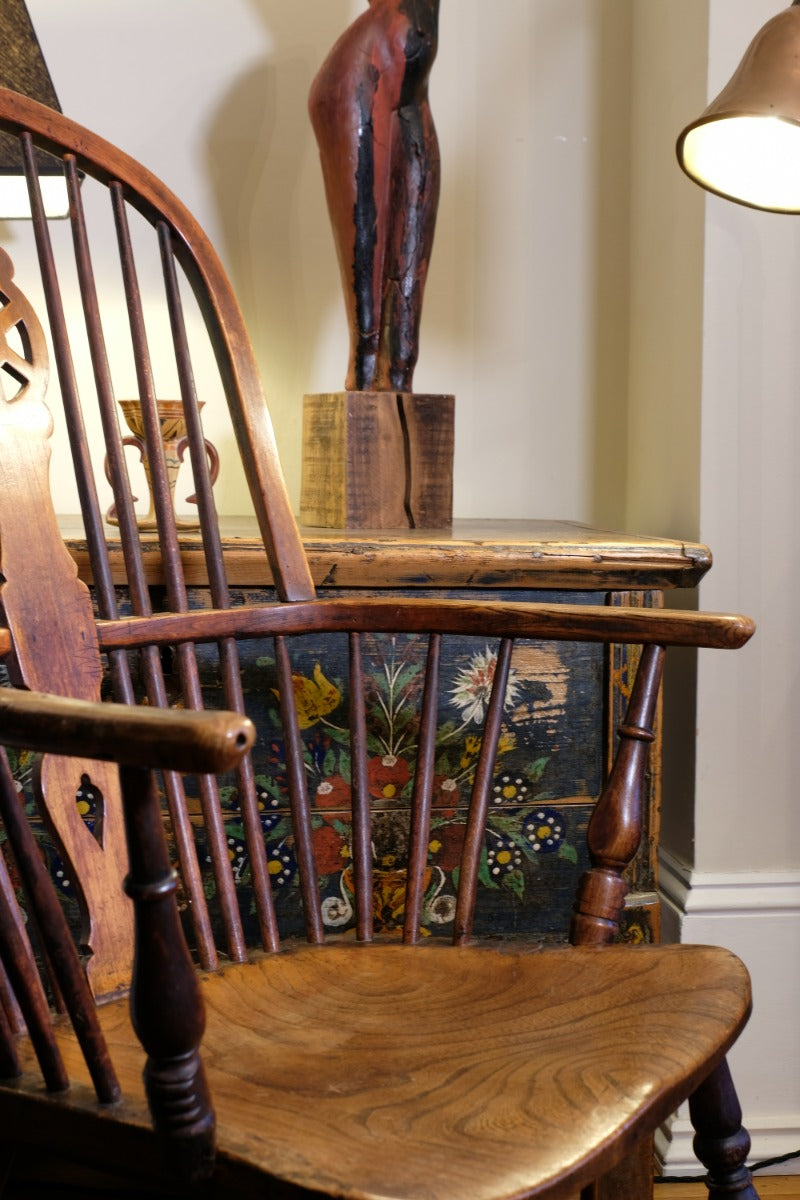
[0,88,760,1200]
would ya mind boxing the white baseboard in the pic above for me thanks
[656,1113,800,1179]
[657,851,800,1176]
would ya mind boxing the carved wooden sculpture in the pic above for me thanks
[0,88,761,1200]
[309,0,440,393]
[304,1,453,529]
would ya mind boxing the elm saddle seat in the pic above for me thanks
[0,88,759,1200]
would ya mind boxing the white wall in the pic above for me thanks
[28,0,635,523]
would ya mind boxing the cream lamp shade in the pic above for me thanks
[677,1,800,213]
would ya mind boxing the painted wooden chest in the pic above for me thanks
[55,518,710,949]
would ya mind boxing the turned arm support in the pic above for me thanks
[120,762,216,1180]
[570,642,664,946]
[0,687,251,1178]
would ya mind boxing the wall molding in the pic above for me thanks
[659,851,800,923]
[656,1113,800,1179]
[657,851,800,1175]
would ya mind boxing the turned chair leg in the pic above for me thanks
[689,1057,759,1199]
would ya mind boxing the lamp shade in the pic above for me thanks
[0,0,67,218]
[677,2,800,213]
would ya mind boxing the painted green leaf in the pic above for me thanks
[505,870,525,899]
[478,852,498,890]
[527,756,550,782]
[322,749,337,777]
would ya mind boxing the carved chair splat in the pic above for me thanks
[0,88,760,1200]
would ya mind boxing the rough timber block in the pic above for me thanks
[300,391,454,529]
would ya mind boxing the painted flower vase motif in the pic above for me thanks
[106,398,219,530]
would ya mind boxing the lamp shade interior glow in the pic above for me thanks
[680,115,800,212]
[0,174,68,220]
[676,4,800,213]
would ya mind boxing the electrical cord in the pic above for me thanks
[655,1146,800,1183]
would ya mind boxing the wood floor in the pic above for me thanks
[4,1173,797,1198]
[654,1180,799,1198]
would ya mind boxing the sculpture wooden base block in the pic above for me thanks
[300,391,454,529]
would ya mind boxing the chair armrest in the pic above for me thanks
[0,688,254,774]
[95,599,756,653]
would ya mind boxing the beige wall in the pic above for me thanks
[625,2,708,867]
[626,2,707,544]
[29,0,635,524]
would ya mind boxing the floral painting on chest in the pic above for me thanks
[180,610,648,947]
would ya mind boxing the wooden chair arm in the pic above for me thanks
[95,598,756,653]
[0,689,254,774]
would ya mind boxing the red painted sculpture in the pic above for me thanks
[309,0,440,393]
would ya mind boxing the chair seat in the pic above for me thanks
[3,941,750,1200]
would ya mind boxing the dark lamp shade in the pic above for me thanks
[677,4,800,213]
[0,0,67,218]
